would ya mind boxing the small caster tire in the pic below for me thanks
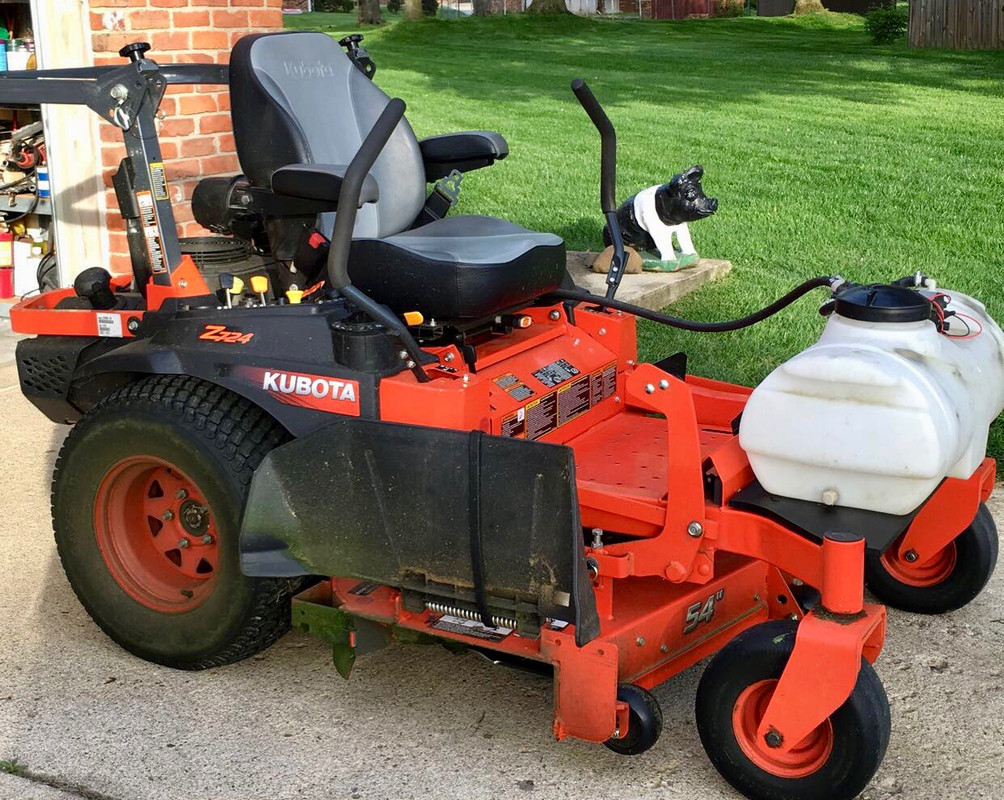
[696,620,890,800]
[866,503,998,614]
[603,683,663,756]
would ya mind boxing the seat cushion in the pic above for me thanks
[348,216,566,320]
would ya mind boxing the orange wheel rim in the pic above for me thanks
[880,541,957,588]
[732,679,834,779]
[94,457,219,613]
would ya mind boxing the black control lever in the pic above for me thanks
[119,42,152,63]
[326,98,431,382]
[339,34,376,79]
[571,78,626,300]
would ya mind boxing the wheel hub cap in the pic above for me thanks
[93,457,219,613]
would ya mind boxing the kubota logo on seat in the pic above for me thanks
[242,368,360,416]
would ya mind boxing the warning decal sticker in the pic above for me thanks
[149,162,169,202]
[136,190,167,274]
[499,359,620,441]
[590,361,617,405]
[526,392,558,440]
[493,372,535,402]
[501,408,526,439]
[557,375,591,427]
[533,358,580,388]
[429,615,512,643]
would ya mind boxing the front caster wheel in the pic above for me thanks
[866,503,998,614]
[603,684,663,755]
[696,620,890,800]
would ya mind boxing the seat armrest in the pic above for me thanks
[418,131,509,181]
[270,163,379,206]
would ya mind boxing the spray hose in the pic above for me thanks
[548,276,840,333]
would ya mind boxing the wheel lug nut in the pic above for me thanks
[178,538,189,549]
[764,729,783,749]
[176,489,188,500]
[904,550,919,563]
[201,535,213,545]
[162,510,174,521]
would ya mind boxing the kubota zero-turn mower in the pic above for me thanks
[3,33,1002,800]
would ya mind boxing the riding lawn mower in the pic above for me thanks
[2,32,1002,800]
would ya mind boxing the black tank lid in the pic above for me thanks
[833,284,933,324]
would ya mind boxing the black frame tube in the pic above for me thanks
[571,79,626,300]
[549,276,837,333]
[324,99,431,383]
[0,57,230,290]
[327,98,405,290]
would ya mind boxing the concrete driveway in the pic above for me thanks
[1,325,1002,800]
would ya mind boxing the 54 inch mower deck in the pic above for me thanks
[4,32,1001,800]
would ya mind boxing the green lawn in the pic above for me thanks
[289,12,1004,464]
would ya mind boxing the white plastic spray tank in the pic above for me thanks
[739,283,1004,516]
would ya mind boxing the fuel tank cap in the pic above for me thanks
[833,283,934,324]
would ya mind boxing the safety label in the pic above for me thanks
[500,407,526,439]
[533,358,580,388]
[499,360,619,441]
[429,614,512,642]
[557,375,591,427]
[525,391,558,440]
[96,313,123,338]
[493,372,535,402]
[149,161,169,202]
[590,361,617,405]
[136,190,166,274]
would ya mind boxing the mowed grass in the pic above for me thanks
[291,12,1004,463]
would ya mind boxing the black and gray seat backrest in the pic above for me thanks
[230,32,426,239]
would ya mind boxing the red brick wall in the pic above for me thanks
[90,0,284,273]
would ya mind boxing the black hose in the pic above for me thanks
[548,276,837,333]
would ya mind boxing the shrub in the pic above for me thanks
[713,0,745,16]
[387,0,402,11]
[865,4,908,44]
[422,0,438,14]
[315,0,354,10]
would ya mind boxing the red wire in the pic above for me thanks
[946,313,983,340]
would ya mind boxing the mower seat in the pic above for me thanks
[229,32,566,320]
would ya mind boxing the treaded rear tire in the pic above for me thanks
[52,375,297,670]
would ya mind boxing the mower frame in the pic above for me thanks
[2,41,997,794]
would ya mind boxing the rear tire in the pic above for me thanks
[865,503,998,614]
[52,375,297,670]
[696,620,890,800]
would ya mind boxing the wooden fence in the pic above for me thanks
[909,0,1004,49]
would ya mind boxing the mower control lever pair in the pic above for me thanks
[325,98,432,383]
[571,79,627,301]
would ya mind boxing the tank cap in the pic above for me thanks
[833,283,933,324]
